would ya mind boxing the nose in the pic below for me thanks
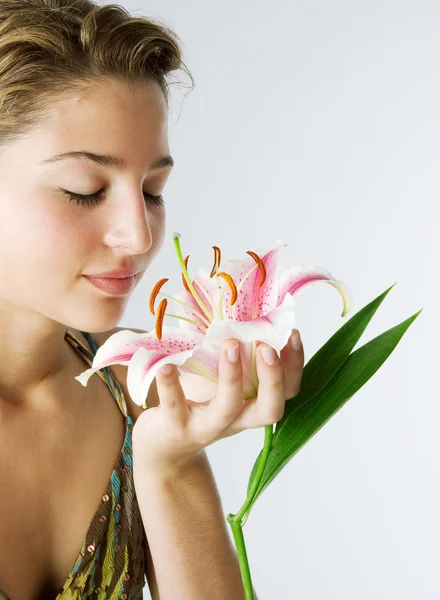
[104,190,155,255]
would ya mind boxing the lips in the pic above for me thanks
[86,268,140,279]
[84,274,137,295]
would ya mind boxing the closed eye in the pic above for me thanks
[62,188,165,207]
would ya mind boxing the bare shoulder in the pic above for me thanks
[93,327,160,423]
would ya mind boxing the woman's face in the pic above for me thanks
[0,78,172,333]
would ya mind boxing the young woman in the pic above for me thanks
[0,1,304,598]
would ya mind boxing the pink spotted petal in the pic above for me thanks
[75,327,205,388]
[204,291,297,358]
[219,237,289,322]
[126,329,258,407]
[127,346,197,407]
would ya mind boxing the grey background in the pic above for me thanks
[115,1,436,598]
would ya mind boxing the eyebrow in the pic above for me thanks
[40,151,174,171]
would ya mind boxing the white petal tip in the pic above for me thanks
[74,374,88,387]
[330,280,353,317]
[74,368,98,387]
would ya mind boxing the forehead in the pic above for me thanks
[29,78,170,159]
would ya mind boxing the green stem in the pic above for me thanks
[227,424,274,598]
[226,515,254,599]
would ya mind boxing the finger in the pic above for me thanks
[155,363,189,425]
[205,339,244,430]
[221,342,287,435]
[280,328,304,400]
[254,342,286,425]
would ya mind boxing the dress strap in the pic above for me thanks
[65,328,128,418]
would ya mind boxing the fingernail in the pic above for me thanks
[290,331,302,350]
[226,343,240,363]
[261,345,278,365]
[161,364,173,375]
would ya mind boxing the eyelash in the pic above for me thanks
[62,188,165,207]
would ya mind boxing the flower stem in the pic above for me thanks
[226,515,255,599]
[227,424,274,598]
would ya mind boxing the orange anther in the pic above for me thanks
[210,246,221,278]
[155,298,168,340]
[150,277,168,315]
[181,255,191,293]
[149,278,169,315]
[246,251,266,287]
[216,272,238,305]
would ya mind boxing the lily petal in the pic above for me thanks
[204,291,297,357]
[75,327,205,388]
[127,346,196,407]
[277,265,353,317]
[74,328,147,387]
[127,322,261,406]
[217,237,289,322]
[121,325,220,406]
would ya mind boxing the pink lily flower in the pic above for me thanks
[75,233,352,409]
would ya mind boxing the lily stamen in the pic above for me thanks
[246,250,266,287]
[162,312,208,333]
[216,272,238,306]
[210,246,221,278]
[156,290,212,327]
[155,298,167,340]
[192,277,223,321]
[173,233,213,322]
[149,277,169,315]
[181,256,191,293]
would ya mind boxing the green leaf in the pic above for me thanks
[246,307,422,508]
[275,282,399,444]
[246,283,397,496]
[246,448,264,497]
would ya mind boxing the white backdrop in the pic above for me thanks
[116,1,437,598]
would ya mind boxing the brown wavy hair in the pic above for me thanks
[0,0,194,145]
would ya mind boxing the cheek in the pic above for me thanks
[0,199,83,288]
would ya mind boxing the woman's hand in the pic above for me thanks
[131,329,304,475]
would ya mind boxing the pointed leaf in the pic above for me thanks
[246,308,422,508]
[273,282,398,446]
[247,284,397,496]
[246,448,264,497]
